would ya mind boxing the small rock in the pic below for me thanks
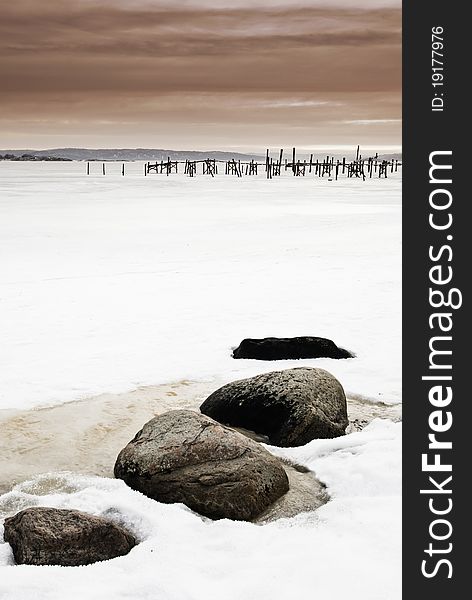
[3,507,136,566]
[200,367,348,447]
[114,410,289,521]
[232,336,352,360]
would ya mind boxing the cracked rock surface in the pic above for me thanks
[114,410,289,521]
[200,367,348,447]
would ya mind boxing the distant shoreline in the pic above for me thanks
[0,153,72,162]
[0,147,403,163]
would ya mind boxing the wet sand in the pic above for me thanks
[0,379,401,510]
[0,379,215,494]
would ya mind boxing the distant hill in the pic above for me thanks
[0,148,402,163]
[0,148,262,162]
[0,153,71,162]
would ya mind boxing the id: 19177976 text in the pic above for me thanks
[431,26,445,112]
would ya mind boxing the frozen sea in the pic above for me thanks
[0,161,401,410]
[0,161,402,599]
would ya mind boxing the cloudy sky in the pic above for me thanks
[1,0,401,151]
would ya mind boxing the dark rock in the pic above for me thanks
[232,336,353,360]
[3,507,136,566]
[114,410,289,521]
[200,367,348,447]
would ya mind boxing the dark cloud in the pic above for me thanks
[0,0,401,149]
[1,4,400,56]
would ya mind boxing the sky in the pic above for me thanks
[0,0,401,151]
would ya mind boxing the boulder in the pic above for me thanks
[232,336,352,360]
[114,410,289,521]
[3,507,136,566]
[200,367,348,447]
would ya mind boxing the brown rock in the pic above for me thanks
[114,410,289,521]
[3,507,136,566]
[200,367,348,447]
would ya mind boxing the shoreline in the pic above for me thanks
[0,379,401,495]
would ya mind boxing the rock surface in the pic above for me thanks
[114,410,289,521]
[200,367,348,447]
[232,336,352,360]
[3,507,136,566]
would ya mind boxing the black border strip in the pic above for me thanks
[403,1,467,594]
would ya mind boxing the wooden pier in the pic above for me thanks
[87,147,401,181]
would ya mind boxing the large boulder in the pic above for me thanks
[232,336,352,360]
[114,410,289,521]
[200,367,348,447]
[3,507,136,566]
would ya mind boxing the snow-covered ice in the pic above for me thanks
[0,161,401,599]
[0,420,401,600]
[0,161,401,410]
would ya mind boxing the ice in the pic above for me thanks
[0,420,401,600]
[0,161,401,599]
[0,161,401,410]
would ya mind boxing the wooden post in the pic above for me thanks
[102,163,105,176]
[86,162,90,175]
[122,163,125,176]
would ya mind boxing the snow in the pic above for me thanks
[0,161,401,410]
[0,161,401,599]
[0,420,401,600]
